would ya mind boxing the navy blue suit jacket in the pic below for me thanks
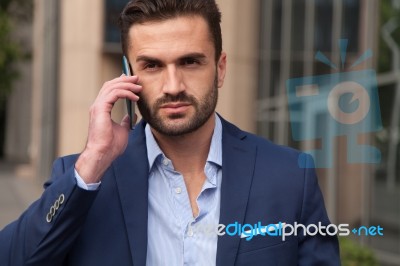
[0,117,340,265]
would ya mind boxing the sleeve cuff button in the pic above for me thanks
[58,194,65,204]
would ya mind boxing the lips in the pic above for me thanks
[160,102,191,114]
[161,102,190,108]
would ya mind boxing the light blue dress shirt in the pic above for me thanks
[75,114,223,265]
[145,114,223,266]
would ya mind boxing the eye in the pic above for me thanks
[182,58,199,66]
[144,62,160,71]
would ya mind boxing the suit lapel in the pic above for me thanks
[111,117,256,266]
[216,118,257,266]
[113,122,149,266]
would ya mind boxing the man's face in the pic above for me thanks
[127,15,226,136]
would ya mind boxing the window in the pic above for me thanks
[104,0,127,52]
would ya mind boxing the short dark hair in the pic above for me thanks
[118,0,222,62]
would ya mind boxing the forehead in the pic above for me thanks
[127,15,215,60]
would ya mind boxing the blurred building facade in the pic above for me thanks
[2,0,400,265]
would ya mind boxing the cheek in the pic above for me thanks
[184,68,214,83]
[138,78,161,101]
[139,89,154,108]
[137,70,164,89]
[183,71,215,92]
[138,87,156,107]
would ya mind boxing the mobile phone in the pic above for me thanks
[122,56,135,129]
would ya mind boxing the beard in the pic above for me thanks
[137,74,218,136]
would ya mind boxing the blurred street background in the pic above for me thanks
[1,0,400,265]
[0,161,41,228]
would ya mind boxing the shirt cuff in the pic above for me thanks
[74,168,101,191]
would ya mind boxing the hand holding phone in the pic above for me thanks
[122,56,135,129]
[75,57,141,183]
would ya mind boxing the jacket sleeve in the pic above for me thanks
[0,156,99,266]
[297,154,341,266]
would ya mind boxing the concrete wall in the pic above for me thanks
[216,0,259,133]
[57,0,105,156]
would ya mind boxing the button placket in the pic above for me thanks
[186,220,195,237]
[161,156,171,167]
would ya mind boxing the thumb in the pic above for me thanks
[132,113,138,125]
[120,114,132,130]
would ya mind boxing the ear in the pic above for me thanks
[217,52,227,88]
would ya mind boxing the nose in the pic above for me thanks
[162,65,185,95]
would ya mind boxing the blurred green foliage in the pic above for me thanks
[340,237,378,266]
[378,0,400,73]
[0,0,32,157]
[0,0,32,106]
[0,4,20,107]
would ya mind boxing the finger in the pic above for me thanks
[97,75,140,96]
[94,90,140,114]
[104,90,140,105]
[99,82,143,99]
[105,82,142,96]
[109,75,139,86]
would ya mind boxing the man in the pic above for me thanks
[0,0,340,265]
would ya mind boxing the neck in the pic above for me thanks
[151,114,216,175]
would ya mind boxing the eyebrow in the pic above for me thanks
[135,52,207,64]
[136,55,161,64]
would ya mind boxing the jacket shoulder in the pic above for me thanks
[220,116,301,161]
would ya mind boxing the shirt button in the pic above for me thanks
[162,158,169,166]
[175,187,182,194]
[187,229,194,237]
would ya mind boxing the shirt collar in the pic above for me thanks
[145,113,223,171]
[145,124,164,171]
[206,114,222,167]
